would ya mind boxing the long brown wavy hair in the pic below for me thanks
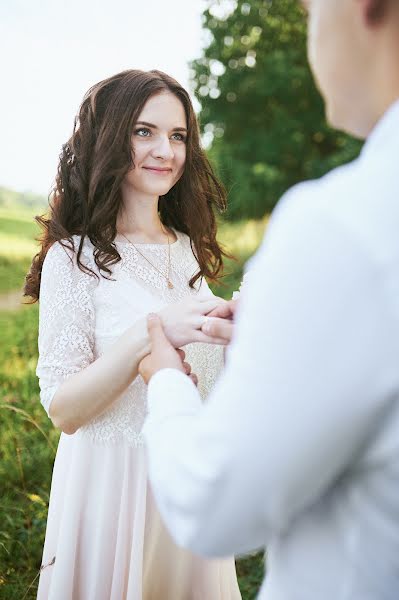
[24,69,231,302]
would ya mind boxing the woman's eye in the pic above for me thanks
[171,133,186,142]
[135,128,151,137]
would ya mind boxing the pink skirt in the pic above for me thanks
[37,433,241,600]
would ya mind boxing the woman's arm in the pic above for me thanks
[37,242,223,435]
[36,242,150,434]
[51,296,222,434]
[49,316,150,434]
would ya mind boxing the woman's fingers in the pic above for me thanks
[176,348,186,361]
[192,330,230,346]
[198,297,226,315]
[182,361,191,375]
[189,373,198,386]
[206,299,237,319]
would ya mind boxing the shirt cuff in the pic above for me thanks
[146,368,202,421]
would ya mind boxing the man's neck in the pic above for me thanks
[362,45,399,137]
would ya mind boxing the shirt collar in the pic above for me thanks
[361,98,399,158]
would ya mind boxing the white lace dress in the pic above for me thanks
[36,230,241,600]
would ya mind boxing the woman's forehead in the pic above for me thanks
[137,92,187,128]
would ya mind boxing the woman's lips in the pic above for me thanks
[143,166,172,175]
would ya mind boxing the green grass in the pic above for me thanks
[0,306,58,599]
[0,205,266,599]
[0,207,42,294]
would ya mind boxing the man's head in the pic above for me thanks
[303,0,399,138]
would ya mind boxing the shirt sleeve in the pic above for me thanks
[36,241,96,416]
[143,184,396,557]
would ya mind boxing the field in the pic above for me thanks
[0,214,38,299]
[0,205,266,599]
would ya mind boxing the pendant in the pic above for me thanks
[167,280,174,289]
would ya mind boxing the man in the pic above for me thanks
[140,1,399,597]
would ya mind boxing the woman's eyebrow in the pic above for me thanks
[136,120,187,132]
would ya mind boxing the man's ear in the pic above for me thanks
[358,0,390,25]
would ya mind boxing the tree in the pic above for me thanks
[191,0,362,219]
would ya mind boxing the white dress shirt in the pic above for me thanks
[143,100,399,600]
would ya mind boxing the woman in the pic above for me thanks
[25,69,241,599]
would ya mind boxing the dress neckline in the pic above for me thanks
[114,229,180,248]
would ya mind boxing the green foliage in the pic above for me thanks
[211,216,267,297]
[236,551,266,599]
[191,0,363,219]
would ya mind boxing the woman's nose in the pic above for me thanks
[153,135,174,160]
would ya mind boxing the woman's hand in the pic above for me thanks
[201,299,238,345]
[158,296,227,348]
[139,314,199,385]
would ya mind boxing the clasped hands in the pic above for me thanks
[139,297,237,385]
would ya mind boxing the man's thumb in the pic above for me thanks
[147,313,169,348]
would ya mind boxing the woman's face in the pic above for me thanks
[125,91,187,197]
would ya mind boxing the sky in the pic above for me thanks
[0,0,208,196]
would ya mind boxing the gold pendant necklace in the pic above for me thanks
[119,225,174,290]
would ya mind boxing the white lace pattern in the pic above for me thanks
[36,231,224,446]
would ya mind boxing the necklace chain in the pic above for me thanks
[119,225,174,289]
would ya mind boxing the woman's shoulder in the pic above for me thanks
[174,229,195,253]
[43,235,95,272]
[174,229,199,263]
[39,237,98,309]
[174,228,188,243]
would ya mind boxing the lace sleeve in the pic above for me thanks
[36,241,96,416]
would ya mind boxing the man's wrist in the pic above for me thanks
[147,368,201,416]
[149,367,187,390]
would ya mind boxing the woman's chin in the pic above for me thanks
[144,184,175,197]
[124,181,173,198]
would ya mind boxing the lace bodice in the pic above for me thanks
[36,230,224,446]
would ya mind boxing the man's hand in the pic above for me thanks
[206,299,238,320]
[139,313,198,385]
[201,299,238,345]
